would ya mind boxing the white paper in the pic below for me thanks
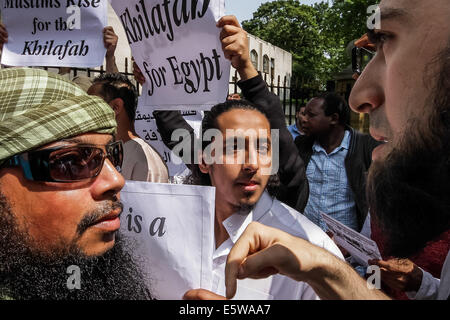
[110,0,230,111]
[120,181,215,300]
[1,0,107,67]
[134,97,203,178]
[320,212,381,266]
[213,271,274,300]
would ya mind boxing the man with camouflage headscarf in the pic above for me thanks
[0,68,151,300]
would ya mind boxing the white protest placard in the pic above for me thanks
[1,0,107,67]
[120,181,215,300]
[321,212,381,266]
[110,0,230,110]
[134,97,203,179]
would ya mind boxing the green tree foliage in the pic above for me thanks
[242,0,378,89]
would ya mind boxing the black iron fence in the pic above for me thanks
[44,60,368,132]
[228,70,324,126]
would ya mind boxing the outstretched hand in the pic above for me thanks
[183,288,227,300]
[225,222,319,299]
[225,222,390,300]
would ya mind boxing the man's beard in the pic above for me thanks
[366,45,450,258]
[0,193,152,300]
[236,202,256,216]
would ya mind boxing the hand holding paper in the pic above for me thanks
[320,212,381,266]
[217,15,258,81]
[111,0,229,111]
[103,26,118,58]
[368,258,423,292]
[103,26,119,73]
[132,59,146,85]
[0,22,7,50]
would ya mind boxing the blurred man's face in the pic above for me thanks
[200,109,272,213]
[349,0,450,161]
[301,98,332,137]
[296,106,306,132]
[0,133,125,257]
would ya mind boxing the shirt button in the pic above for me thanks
[227,222,233,227]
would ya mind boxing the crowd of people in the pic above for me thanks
[0,0,449,301]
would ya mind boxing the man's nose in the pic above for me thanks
[90,158,125,200]
[243,146,259,173]
[349,53,385,114]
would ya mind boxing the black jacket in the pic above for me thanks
[295,128,381,231]
[153,74,310,213]
[237,75,309,212]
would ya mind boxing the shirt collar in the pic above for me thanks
[221,191,274,245]
[312,130,351,154]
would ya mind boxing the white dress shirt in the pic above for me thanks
[210,191,344,300]
[122,137,169,183]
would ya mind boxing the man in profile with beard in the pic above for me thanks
[223,0,450,300]
[0,68,151,300]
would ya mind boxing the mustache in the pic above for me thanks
[76,201,123,236]
[369,108,393,137]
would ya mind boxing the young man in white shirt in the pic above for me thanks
[182,97,343,300]
[88,73,169,183]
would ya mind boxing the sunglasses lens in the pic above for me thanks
[359,51,373,73]
[352,47,359,74]
[107,141,123,169]
[353,47,375,75]
[49,147,105,181]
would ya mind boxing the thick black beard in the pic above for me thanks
[0,193,152,300]
[366,46,450,258]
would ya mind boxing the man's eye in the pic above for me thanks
[225,143,243,153]
[50,151,83,165]
[258,145,269,155]
[368,30,391,50]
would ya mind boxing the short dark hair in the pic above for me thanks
[316,92,351,126]
[92,73,138,123]
[201,99,267,151]
[185,99,280,197]
[295,105,305,113]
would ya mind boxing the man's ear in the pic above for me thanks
[109,98,124,117]
[198,151,210,174]
[330,113,340,125]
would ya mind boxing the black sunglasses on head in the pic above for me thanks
[352,46,376,76]
[2,141,123,183]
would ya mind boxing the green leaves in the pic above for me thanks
[242,0,378,89]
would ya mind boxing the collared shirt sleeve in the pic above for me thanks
[406,268,440,300]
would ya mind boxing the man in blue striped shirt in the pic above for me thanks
[297,93,381,232]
